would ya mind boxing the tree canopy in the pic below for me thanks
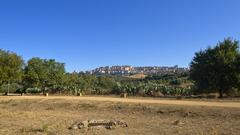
[190,38,240,98]
[0,49,24,85]
[24,57,66,93]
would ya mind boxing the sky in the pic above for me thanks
[0,0,240,72]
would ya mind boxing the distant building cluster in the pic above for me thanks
[86,65,189,75]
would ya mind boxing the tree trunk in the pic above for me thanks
[219,89,224,98]
[42,87,46,95]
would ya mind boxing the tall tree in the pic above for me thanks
[0,49,24,86]
[190,38,240,98]
[45,59,66,90]
[24,57,66,93]
[24,57,48,91]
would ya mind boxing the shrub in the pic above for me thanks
[0,83,23,93]
[26,88,42,94]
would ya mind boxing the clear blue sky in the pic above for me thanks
[0,0,240,72]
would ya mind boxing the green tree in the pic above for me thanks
[190,38,240,98]
[45,59,66,92]
[96,76,117,94]
[24,57,66,94]
[23,58,46,89]
[0,50,24,92]
[65,72,83,95]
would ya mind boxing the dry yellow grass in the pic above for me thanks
[0,96,239,135]
[1,96,239,108]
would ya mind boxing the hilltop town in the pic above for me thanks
[87,65,189,75]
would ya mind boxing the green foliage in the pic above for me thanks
[96,76,117,94]
[23,57,66,93]
[169,79,182,85]
[0,49,24,85]
[112,75,193,97]
[190,38,240,97]
[0,83,23,93]
[64,72,83,94]
[26,88,42,94]
[23,57,47,89]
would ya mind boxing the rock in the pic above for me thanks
[69,124,79,130]
[106,126,115,130]
[173,120,185,125]
[116,120,128,127]
[69,120,128,130]
[78,123,85,129]
[82,120,89,128]
[72,125,79,129]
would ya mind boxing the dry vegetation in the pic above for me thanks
[127,73,146,79]
[0,96,240,135]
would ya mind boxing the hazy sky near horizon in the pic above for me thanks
[0,0,240,72]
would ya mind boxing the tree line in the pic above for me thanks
[0,38,240,98]
[0,49,192,96]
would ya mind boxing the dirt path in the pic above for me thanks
[1,96,240,108]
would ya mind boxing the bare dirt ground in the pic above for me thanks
[0,96,240,135]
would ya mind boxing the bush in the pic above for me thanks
[0,83,23,93]
[169,79,182,85]
[226,88,240,97]
[137,89,147,96]
[26,88,42,93]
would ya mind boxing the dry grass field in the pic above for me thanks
[0,96,240,135]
